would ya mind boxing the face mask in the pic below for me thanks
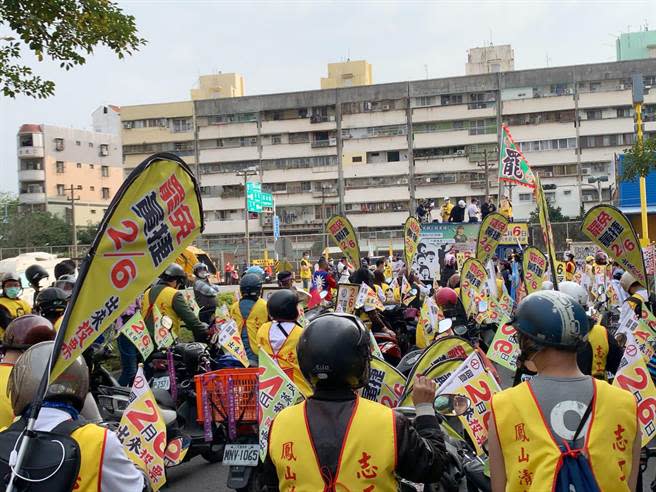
[197,271,208,279]
[5,287,20,299]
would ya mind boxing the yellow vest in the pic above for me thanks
[0,364,14,429]
[257,321,312,397]
[229,298,268,355]
[493,379,636,492]
[441,203,454,221]
[270,397,396,492]
[142,286,181,337]
[588,324,609,379]
[71,423,107,491]
[300,259,312,280]
[0,298,31,338]
[54,316,63,332]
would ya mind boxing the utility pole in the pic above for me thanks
[236,168,258,265]
[406,83,416,214]
[633,73,649,246]
[573,70,584,219]
[483,148,490,198]
[65,184,81,259]
[321,185,328,251]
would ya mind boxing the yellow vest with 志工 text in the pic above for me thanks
[492,379,636,492]
[270,397,397,492]
[588,324,609,380]
[257,321,312,397]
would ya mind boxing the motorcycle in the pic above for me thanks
[395,394,490,492]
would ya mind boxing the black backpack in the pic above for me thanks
[0,417,86,491]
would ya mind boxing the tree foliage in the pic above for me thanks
[0,0,146,98]
[0,195,71,247]
[529,200,569,224]
[621,135,656,182]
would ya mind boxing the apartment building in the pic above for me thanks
[121,73,246,176]
[17,121,122,226]
[466,45,515,75]
[321,60,373,89]
[191,58,656,240]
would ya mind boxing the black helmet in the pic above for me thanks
[35,287,69,319]
[25,265,49,288]
[267,290,300,321]
[240,273,263,298]
[297,313,371,390]
[160,263,187,288]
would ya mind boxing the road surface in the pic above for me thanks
[166,456,230,491]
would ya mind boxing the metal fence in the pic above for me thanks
[0,221,586,274]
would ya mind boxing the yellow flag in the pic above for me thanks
[581,205,648,290]
[476,213,509,266]
[535,177,559,289]
[403,216,421,271]
[117,366,167,490]
[460,258,488,317]
[362,357,406,408]
[215,318,249,367]
[51,154,202,379]
[120,311,154,359]
[326,215,361,267]
[522,247,547,294]
[613,331,656,446]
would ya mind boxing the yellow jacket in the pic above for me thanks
[230,298,268,355]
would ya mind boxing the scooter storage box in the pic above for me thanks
[194,368,259,423]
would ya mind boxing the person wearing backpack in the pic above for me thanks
[257,289,312,397]
[3,341,144,491]
[488,290,640,492]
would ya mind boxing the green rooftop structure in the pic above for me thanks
[617,30,656,61]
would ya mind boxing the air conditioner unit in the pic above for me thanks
[455,149,466,156]
[581,168,590,175]
[329,137,337,146]
[381,104,391,111]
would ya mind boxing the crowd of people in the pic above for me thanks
[415,195,514,224]
[0,230,650,491]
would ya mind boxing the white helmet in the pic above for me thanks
[458,200,466,207]
[620,271,641,293]
[541,280,554,290]
[559,281,589,308]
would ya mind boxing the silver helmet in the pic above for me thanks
[9,341,89,415]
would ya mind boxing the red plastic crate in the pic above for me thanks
[195,368,259,423]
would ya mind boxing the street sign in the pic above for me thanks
[246,181,274,214]
[273,215,280,240]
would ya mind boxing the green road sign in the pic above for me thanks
[246,181,273,213]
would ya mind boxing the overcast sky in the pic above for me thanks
[1,0,655,193]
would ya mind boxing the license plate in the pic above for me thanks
[151,376,170,391]
[222,444,259,466]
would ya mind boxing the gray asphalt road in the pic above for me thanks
[166,456,230,491]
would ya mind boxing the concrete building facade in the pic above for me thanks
[616,30,656,61]
[17,123,122,226]
[190,58,656,240]
[321,60,373,89]
[466,45,515,75]
[191,73,245,100]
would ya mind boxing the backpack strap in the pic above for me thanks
[571,396,594,445]
[51,418,89,437]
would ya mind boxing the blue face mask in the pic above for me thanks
[5,287,20,299]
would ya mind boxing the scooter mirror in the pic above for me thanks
[453,324,468,337]
[434,394,472,417]
[319,290,328,300]
[478,300,488,313]
[437,318,453,334]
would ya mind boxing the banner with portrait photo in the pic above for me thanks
[326,215,361,268]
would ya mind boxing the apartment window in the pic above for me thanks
[590,82,602,92]
[75,140,81,146]
[57,184,65,196]
[301,181,312,192]
[90,186,95,191]
[271,134,282,145]
[101,165,109,177]
[519,193,533,202]
[89,164,94,169]
[19,135,34,147]
[387,151,400,162]
[289,132,309,144]
[171,118,192,133]
[99,144,109,156]
[76,162,82,168]
[352,156,363,163]
[56,161,65,173]
[416,96,435,107]
[101,187,110,199]
[545,192,556,202]
[617,107,633,118]
[586,110,602,120]
[90,209,97,214]
[88,142,93,148]
[54,138,64,151]
[564,190,572,196]
[20,159,43,170]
